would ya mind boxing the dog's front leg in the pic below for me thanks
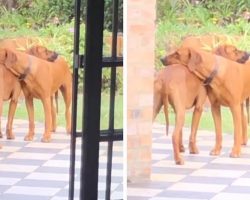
[41,97,52,142]
[230,104,242,157]
[0,98,2,138]
[60,83,72,134]
[6,100,18,139]
[24,96,35,141]
[189,87,206,154]
[241,103,248,145]
[172,109,185,165]
[189,106,203,154]
[51,96,57,132]
[210,103,222,155]
[0,67,3,139]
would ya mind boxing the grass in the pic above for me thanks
[154,3,250,136]
[2,93,123,131]
[155,106,243,135]
[155,4,250,69]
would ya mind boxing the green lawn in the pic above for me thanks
[155,106,237,135]
[3,93,123,131]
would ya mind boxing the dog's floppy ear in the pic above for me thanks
[187,48,202,72]
[27,46,38,55]
[214,45,224,55]
[4,49,17,69]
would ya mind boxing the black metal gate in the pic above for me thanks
[69,0,123,199]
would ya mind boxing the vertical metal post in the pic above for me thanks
[69,0,81,199]
[106,0,119,199]
[80,0,104,199]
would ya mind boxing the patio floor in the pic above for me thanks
[0,118,123,200]
[128,123,250,200]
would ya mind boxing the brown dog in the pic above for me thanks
[0,48,71,142]
[0,37,44,51]
[27,45,72,134]
[181,34,240,50]
[156,45,249,164]
[181,35,250,123]
[162,47,250,160]
[153,65,206,164]
[0,45,59,140]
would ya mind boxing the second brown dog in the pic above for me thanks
[0,47,72,142]
[162,46,250,163]
[155,45,249,164]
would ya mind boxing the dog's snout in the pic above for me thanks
[237,52,250,64]
[246,52,250,59]
[48,52,59,62]
[160,57,166,65]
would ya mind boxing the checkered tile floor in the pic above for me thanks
[128,123,250,200]
[0,118,123,200]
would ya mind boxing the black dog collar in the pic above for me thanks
[19,57,32,81]
[203,61,218,86]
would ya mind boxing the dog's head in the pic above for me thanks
[161,47,202,72]
[27,45,58,62]
[0,48,21,76]
[214,44,250,63]
[0,48,17,67]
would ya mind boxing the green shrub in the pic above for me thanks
[104,0,123,31]
[156,0,250,69]
[0,0,123,94]
[1,0,123,31]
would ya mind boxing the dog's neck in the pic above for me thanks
[203,60,219,86]
[18,56,32,81]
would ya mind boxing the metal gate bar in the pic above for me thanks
[106,0,120,199]
[69,0,123,199]
[69,0,81,199]
[80,0,104,199]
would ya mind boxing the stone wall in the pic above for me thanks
[127,0,156,182]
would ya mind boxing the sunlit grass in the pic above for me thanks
[154,106,250,136]
[3,93,123,131]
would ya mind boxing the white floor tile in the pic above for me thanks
[211,193,250,200]
[232,178,250,186]
[0,177,20,185]
[0,164,38,173]
[5,186,60,196]
[151,173,185,182]
[26,142,69,149]
[25,172,69,181]
[212,157,250,165]
[191,169,246,178]
[8,152,55,160]
[153,160,206,169]
[168,182,226,193]
[128,188,162,197]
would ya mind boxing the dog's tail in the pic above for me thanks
[55,91,59,114]
[152,78,163,122]
[246,97,250,124]
[163,96,169,136]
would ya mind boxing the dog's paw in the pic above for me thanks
[189,146,199,154]
[241,138,248,146]
[66,127,71,134]
[179,145,185,153]
[189,142,199,154]
[41,136,51,143]
[24,135,34,141]
[175,158,184,165]
[51,125,57,133]
[230,148,241,158]
[7,134,15,140]
[210,148,221,156]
